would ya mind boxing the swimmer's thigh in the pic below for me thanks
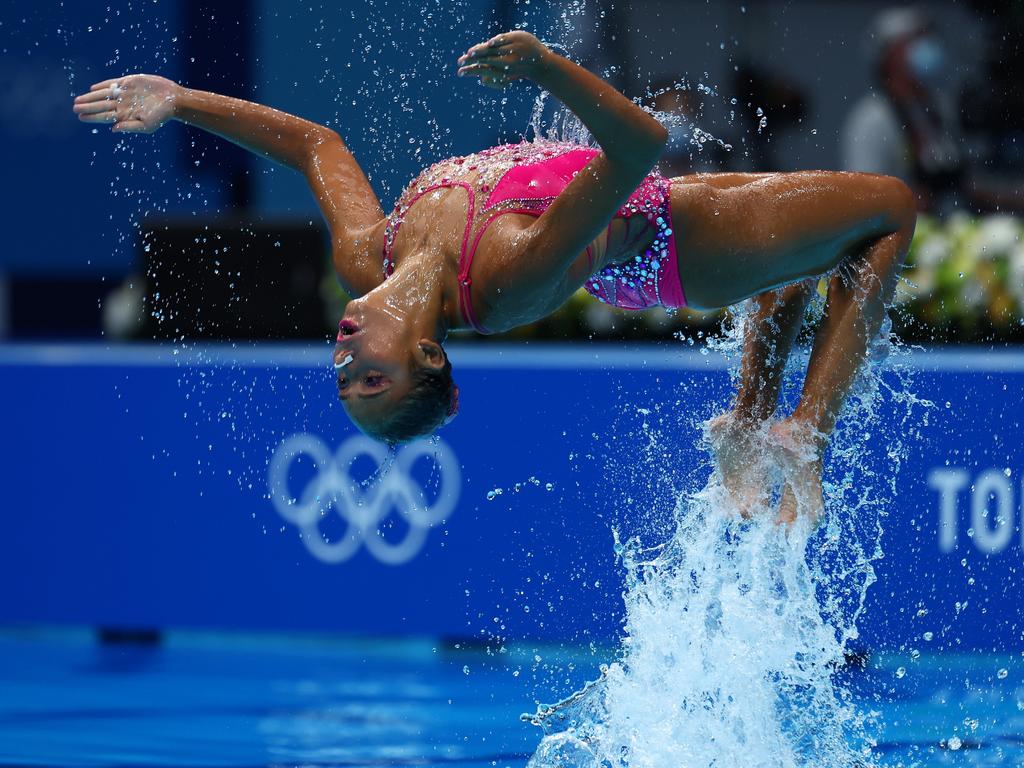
[669,172,914,310]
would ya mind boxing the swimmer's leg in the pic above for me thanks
[736,282,815,421]
[774,221,913,524]
[708,282,812,516]
[671,171,916,522]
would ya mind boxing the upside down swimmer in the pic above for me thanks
[74,29,916,524]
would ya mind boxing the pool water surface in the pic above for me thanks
[0,630,1019,767]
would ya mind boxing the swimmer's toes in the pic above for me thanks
[775,464,824,527]
[776,485,798,526]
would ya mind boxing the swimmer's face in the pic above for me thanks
[334,298,445,436]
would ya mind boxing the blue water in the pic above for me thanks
[0,630,1019,767]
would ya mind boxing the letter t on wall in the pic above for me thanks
[928,468,969,553]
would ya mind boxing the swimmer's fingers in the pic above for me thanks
[74,89,112,106]
[73,86,119,120]
[459,31,548,81]
[458,37,512,64]
[459,51,516,70]
[74,96,117,116]
[75,74,179,134]
[457,62,514,85]
[89,77,122,91]
[77,109,118,124]
[456,62,503,76]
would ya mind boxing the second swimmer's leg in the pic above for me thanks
[773,216,914,524]
[708,283,813,516]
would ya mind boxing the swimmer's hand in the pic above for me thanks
[456,31,550,89]
[73,74,179,134]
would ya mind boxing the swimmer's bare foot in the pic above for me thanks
[706,413,770,518]
[767,419,825,526]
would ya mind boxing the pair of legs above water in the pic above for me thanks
[669,171,917,524]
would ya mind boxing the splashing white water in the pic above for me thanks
[525,304,926,767]
[527,495,872,768]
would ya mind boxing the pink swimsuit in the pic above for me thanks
[382,141,686,334]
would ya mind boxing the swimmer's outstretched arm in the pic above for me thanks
[73,75,385,297]
[458,32,668,285]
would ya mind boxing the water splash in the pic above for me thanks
[525,304,927,767]
[527,68,736,158]
[523,3,739,155]
[527,499,872,768]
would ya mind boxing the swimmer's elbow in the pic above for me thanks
[648,122,669,152]
[623,123,668,173]
[302,127,346,167]
[309,127,341,152]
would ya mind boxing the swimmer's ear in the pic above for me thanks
[416,340,446,371]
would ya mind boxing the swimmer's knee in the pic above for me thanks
[873,176,917,241]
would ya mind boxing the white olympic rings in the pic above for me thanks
[267,433,461,565]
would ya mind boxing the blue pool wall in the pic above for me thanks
[1,344,1021,652]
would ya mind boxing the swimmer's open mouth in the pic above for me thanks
[338,320,360,336]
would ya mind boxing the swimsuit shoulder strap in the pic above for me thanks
[450,182,491,334]
[381,179,488,333]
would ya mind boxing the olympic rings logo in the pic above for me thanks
[267,433,460,565]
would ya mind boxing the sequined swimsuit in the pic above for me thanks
[382,141,686,334]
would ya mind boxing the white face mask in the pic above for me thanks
[906,37,946,86]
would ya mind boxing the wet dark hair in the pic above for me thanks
[369,355,457,446]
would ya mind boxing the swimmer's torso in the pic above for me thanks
[381,141,675,333]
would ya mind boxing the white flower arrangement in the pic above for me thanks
[899,214,1023,337]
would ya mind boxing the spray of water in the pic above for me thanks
[524,300,927,767]
[528,505,871,768]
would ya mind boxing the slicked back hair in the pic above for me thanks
[366,356,455,446]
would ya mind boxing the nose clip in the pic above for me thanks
[334,353,354,371]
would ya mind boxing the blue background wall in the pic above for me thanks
[3,2,198,276]
[1,344,1020,653]
[2,0,545,278]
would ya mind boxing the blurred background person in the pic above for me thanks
[841,7,965,216]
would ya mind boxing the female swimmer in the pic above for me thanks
[73,30,916,522]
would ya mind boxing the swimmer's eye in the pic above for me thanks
[364,374,387,388]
